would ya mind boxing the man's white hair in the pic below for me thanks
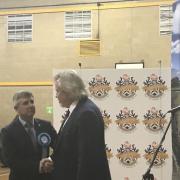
[54,70,88,101]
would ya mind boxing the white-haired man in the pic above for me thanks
[41,70,111,180]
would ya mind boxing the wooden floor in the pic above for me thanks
[0,165,9,180]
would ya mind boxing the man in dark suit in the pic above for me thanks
[1,90,57,180]
[41,70,111,180]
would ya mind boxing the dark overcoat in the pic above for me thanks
[52,97,111,180]
[2,116,57,180]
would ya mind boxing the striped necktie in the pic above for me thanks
[59,109,70,133]
[25,122,37,150]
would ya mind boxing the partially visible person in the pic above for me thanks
[1,90,57,180]
[40,70,111,180]
[0,128,8,167]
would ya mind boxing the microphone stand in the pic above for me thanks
[142,111,175,180]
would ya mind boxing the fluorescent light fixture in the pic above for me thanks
[115,62,144,69]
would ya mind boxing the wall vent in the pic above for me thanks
[80,40,100,56]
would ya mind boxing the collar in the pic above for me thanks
[68,100,78,116]
[18,116,35,127]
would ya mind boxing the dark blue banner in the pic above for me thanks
[171,2,180,179]
[172,0,180,80]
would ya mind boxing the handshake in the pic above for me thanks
[39,157,54,174]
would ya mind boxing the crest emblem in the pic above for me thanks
[144,141,168,166]
[102,110,112,129]
[116,141,140,166]
[88,74,111,98]
[106,145,113,160]
[143,107,167,131]
[115,107,139,131]
[143,74,167,98]
[115,74,139,98]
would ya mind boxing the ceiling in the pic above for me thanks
[0,0,141,9]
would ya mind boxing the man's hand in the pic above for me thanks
[39,158,54,173]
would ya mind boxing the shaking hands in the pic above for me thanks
[39,157,54,174]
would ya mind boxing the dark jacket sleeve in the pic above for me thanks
[0,129,8,166]
[76,110,109,180]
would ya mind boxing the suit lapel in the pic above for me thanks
[13,118,36,151]
[34,119,41,135]
[17,117,41,152]
[56,119,68,148]
[14,118,29,139]
[55,99,85,149]
[58,97,87,134]
[55,113,72,150]
[34,119,43,151]
[57,119,66,135]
